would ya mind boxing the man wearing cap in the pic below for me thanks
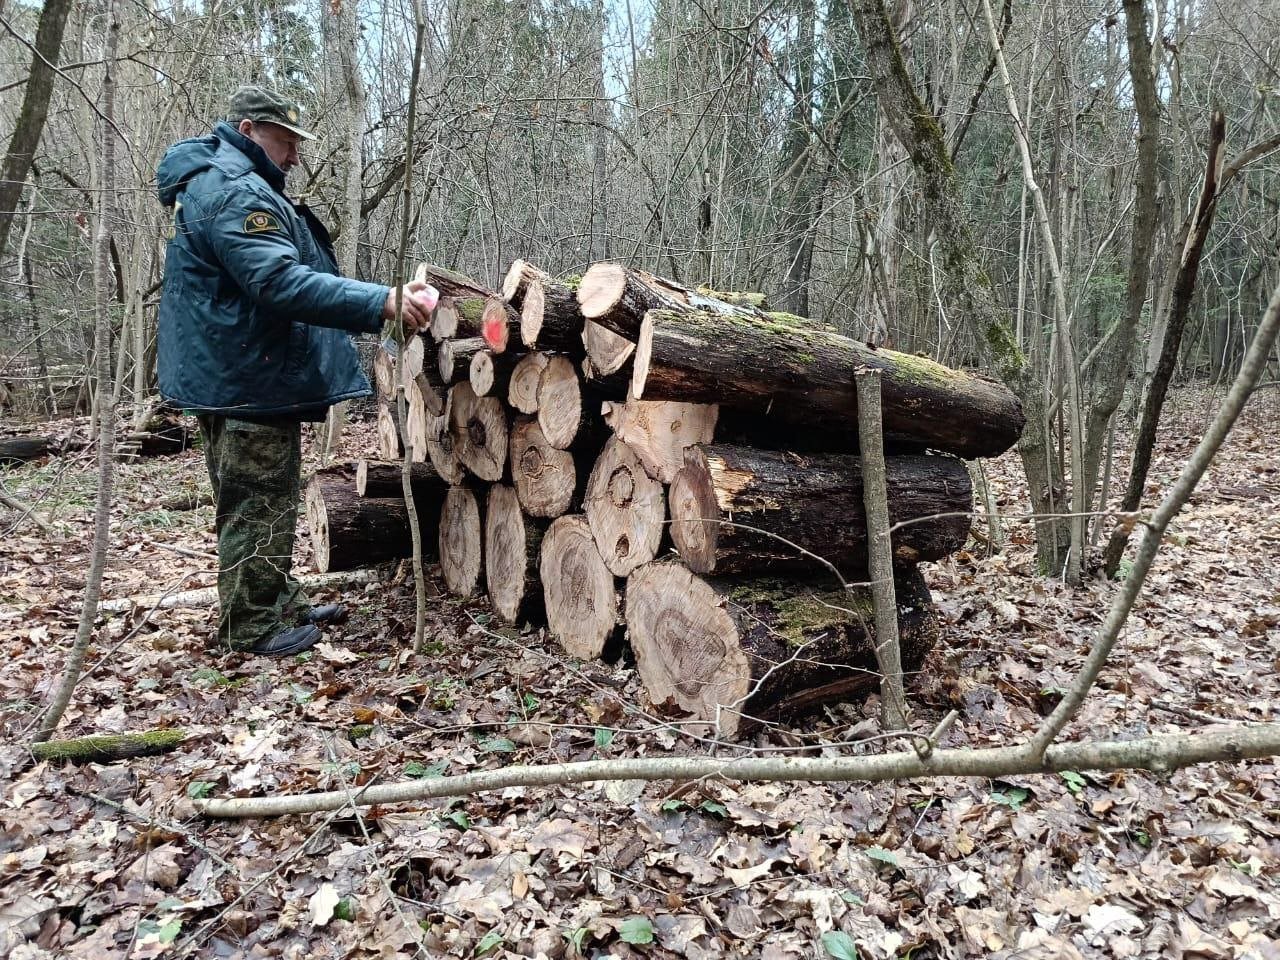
[156,85,436,658]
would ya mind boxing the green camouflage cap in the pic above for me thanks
[226,85,317,141]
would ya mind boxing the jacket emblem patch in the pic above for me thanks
[243,210,282,234]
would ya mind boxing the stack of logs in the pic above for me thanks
[312,260,1024,737]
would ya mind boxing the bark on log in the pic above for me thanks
[484,484,546,624]
[480,297,521,353]
[439,484,483,597]
[501,258,550,308]
[539,514,619,659]
[625,562,939,738]
[431,296,487,341]
[584,436,666,576]
[373,345,396,398]
[30,729,186,763]
[438,336,488,384]
[537,355,588,449]
[670,446,972,577]
[448,382,508,482]
[521,278,588,354]
[632,308,1025,459]
[356,459,444,499]
[601,399,718,483]
[578,262,765,339]
[305,475,440,573]
[508,352,549,414]
[470,348,520,398]
[510,417,578,518]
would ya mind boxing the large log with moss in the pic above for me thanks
[625,563,938,738]
[670,445,971,577]
[631,308,1024,459]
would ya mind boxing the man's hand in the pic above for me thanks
[383,280,439,334]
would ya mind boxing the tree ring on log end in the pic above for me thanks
[585,437,665,577]
[669,446,719,573]
[626,562,749,738]
[540,515,617,659]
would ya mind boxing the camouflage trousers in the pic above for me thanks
[197,415,309,651]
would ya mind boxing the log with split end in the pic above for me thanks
[448,382,509,482]
[584,435,665,577]
[484,484,546,624]
[539,514,619,659]
[439,484,483,597]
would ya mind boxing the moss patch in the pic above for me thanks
[727,581,872,647]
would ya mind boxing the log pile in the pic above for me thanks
[361,260,1024,737]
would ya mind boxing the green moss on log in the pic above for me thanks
[456,297,487,322]
[31,728,186,763]
[726,581,872,648]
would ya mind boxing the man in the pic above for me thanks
[156,85,435,657]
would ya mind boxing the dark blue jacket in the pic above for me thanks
[156,122,389,417]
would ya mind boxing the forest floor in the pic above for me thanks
[1,387,1278,960]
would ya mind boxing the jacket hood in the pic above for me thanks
[157,122,286,207]
[156,134,219,208]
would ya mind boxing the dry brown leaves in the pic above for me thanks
[1,395,1279,959]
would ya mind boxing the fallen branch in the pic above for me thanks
[31,728,185,763]
[195,723,1280,818]
[99,569,382,613]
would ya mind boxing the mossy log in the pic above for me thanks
[670,445,971,577]
[431,296,488,341]
[625,563,938,738]
[31,728,187,763]
[631,308,1025,459]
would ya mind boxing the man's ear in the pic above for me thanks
[237,119,253,136]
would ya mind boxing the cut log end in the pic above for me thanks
[440,485,483,597]
[508,352,549,414]
[625,563,751,737]
[484,485,541,624]
[540,515,617,659]
[629,312,655,399]
[578,262,628,319]
[669,447,719,573]
[470,351,497,397]
[510,417,576,518]
[582,320,635,378]
[449,382,509,482]
[584,436,665,577]
[520,280,546,348]
[481,297,511,353]
[536,355,583,450]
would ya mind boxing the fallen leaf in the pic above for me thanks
[310,882,341,927]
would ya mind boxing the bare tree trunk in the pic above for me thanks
[319,0,368,465]
[35,0,118,742]
[0,0,74,261]
[1079,0,1161,540]
[847,0,1069,577]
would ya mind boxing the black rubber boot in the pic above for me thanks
[249,624,322,657]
